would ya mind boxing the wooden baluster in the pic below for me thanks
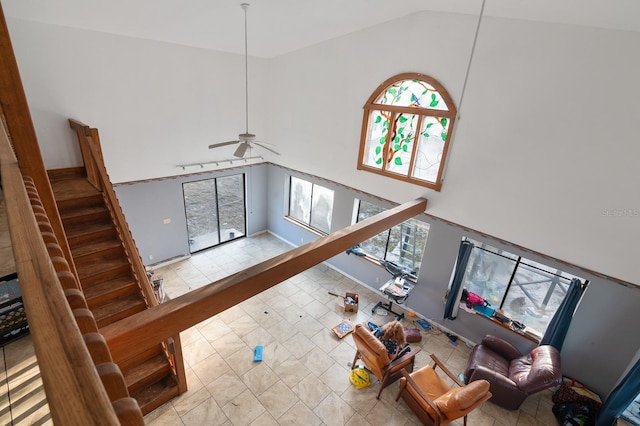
[64,288,88,310]
[83,333,113,365]
[96,363,129,401]
[57,270,82,291]
[73,308,99,334]
[112,398,145,426]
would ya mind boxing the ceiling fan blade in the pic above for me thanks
[208,140,240,149]
[233,141,249,157]
[253,141,281,155]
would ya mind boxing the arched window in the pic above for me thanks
[357,73,457,191]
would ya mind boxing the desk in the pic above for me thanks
[372,278,415,320]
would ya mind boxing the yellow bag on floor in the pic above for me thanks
[349,368,371,389]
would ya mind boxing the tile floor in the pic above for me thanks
[143,233,559,426]
[0,232,563,425]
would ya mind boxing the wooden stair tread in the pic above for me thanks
[50,176,99,200]
[76,256,129,278]
[83,275,138,302]
[122,354,171,388]
[130,375,179,415]
[71,239,122,258]
[93,294,146,326]
[64,221,114,239]
[59,204,109,220]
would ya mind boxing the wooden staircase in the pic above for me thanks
[49,168,180,414]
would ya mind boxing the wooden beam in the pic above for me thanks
[102,197,427,361]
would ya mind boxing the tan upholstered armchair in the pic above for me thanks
[351,323,421,399]
[397,354,492,426]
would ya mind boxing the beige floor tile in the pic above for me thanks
[345,411,374,426]
[258,380,298,419]
[191,352,231,386]
[340,383,378,417]
[251,410,279,426]
[294,314,325,338]
[224,345,260,376]
[206,370,247,407]
[300,345,339,377]
[262,341,293,370]
[280,303,306,324]
[328,340,359,369]
[318,363,351,395]
[145,403,183,426]
[292,373,332,409]
[271,357,311,388]
[278,401,322,426]
[227,314,260,338]
[314,391,356,426]
[180,396,228,425]
[171,386,213,419]
[222,389,266,426]
[182,336,216,368]
[242,326,276,349]
[242,362,279,396]
[282,332,316,359]
[208,330,250,358]
[365,398,409,426]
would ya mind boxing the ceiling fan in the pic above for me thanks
[208,3,279,158]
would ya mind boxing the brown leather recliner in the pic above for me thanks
[464,335,562,410]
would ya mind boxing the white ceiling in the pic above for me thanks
[3,0,640,58]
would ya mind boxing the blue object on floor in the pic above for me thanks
[416,319,431,330]
[254,345,263,362]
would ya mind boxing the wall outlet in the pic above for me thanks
[163,218,171,224]
[149,254,153,260]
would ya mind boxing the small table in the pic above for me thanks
[372,277,415,320]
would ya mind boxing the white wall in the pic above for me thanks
[7,18,270,183]
[268,12,640,285]
[6,11,640,286]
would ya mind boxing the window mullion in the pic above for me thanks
[500,257,522,309]
[408,114,424,179]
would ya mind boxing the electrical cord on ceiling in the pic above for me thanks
[439,0,486,185]
[457,0,486,119]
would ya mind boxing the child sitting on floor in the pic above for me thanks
[374,320,406,360]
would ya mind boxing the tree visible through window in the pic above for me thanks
[358,73,457,191]
[288,176,334,234]
[356,200,429,274]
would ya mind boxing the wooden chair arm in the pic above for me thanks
[430,354,464,387]
[390,346,422,368]
[399,368,443,417]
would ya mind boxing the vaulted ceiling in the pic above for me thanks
[3,0,640,58]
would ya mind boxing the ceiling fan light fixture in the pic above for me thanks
[207,2,280,158]
[234,142,249,157]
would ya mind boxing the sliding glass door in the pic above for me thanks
[183,174,246,253]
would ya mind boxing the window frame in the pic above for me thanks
[357,72,457,191]
[457,237,587,336]
[286,176,334,235]
[354,199,429,278]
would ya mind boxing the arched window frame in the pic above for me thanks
[357,73,457,191]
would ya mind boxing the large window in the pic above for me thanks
[459,238,586,334]
[356,200,429,274]
[288,176,334,234]
[358,73,457,191]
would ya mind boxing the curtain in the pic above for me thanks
[596,358,640,426]
[443,240,474,320]
[540,278,585,350]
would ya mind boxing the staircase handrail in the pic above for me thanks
[0,122,122,425]
[68,119,187,392]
